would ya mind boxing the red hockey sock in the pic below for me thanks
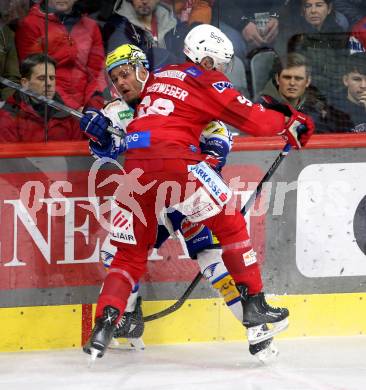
[222,249,263,294]
[95,271,132,321]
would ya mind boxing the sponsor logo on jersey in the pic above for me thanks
[184,66,203,78]
[174,186,222,223]
[118,109,134,120]
[212,81,233,93]
[212,273,241,305]
[188,162,232,207]
[243,249,257,266]
[113,210,131,229]
[186,197,214,219]
[237,95,253,106]
[154,70,187,81]
[219,192,228,203]
[192,235,209,244]
[111,208,137,245]
[125,131,151,149]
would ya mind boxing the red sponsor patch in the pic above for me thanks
[219,192,228,202]
[113,210,130,230]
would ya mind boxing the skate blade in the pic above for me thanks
[87,348,100,367]
[128,337,145,351]
[254,342,279,364]
[248,318,289,345]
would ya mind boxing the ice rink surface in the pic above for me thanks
[0,336,365,390]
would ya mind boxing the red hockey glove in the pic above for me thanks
[279,106,314,149]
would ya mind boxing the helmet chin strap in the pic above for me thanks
[135,64,149,92]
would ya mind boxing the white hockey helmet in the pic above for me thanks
[183,24,234,72]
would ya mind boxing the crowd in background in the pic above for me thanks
[0,0,365,142]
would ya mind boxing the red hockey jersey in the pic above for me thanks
[126,62,286,160]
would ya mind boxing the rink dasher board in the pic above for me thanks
[0,146,365,351]
[0,293,365,352]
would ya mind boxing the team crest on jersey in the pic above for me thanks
[180,217,205,240]
[212,81,233,93]
[184,66,203,78]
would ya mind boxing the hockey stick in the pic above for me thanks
[0,76,123,137]
[143,143,292,322]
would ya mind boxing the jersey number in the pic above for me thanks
[137,96,175,118]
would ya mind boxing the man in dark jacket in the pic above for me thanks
[329,52,366,132]
[258,52,345,132]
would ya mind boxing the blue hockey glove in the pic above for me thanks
[89,134,127,160]
[200,121,232,172]
[80,108,112,147]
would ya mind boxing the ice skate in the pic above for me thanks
[83,306,119,361]
[248,324,279,363]
[112,296,145,350]
[237,285,289,345]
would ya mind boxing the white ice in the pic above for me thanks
[0,336,365,390]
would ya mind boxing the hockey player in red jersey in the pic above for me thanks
[81,24,314,360]
[85,43,280,362]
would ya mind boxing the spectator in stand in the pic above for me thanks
[275,0,348,99]
[161,0,213,25]
[334,0,366,27]
[102,1,248,96]
[258,52,345,132]
[212,0,283,61]
[329,53,366,132]
[349,16,366,53]
[103,0,187,67]
[15,0,107,111]
[160,0,249,96]
[0,6,21,104]
[0,53,84,142]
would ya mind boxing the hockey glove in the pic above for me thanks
[200,121,232,172]
[279,106,314,149]
[89,133,127,160]
[80,108,113,147]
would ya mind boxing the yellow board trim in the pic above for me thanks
[0,305,81,351]
[0,293,365,352]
